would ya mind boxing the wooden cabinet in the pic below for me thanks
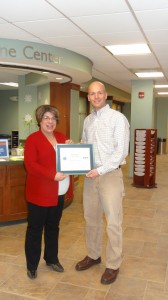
[133,129,157,188]
[50,82,80,137]
[0,162,73,222]
[0,165,6,216]
[50,82,71,137]
[0,163,27,222]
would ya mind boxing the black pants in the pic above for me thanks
[25,195,64,271]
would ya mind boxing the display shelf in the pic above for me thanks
[133,129,157,188]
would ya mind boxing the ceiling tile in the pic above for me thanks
[135,9,168,30]
[14,19,82,37]
[0,0,168,99]
[128,0,168,10]
[0,0,63,21]
[117,55,159,69]
[48,0,129,16]
[145,29,168,43]
[0,23,41,41]
[91,31,146,45]
[71,13,140,34]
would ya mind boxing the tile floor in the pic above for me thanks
[0,155,168,299]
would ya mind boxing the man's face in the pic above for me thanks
[88,82,107,111]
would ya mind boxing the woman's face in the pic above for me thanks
[40,111,57,135]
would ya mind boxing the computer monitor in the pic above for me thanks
[0,139,9,159]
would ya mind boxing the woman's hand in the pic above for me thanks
[65,139,73,144]
[54,172,68,181]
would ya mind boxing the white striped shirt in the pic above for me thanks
[82,104,130,175]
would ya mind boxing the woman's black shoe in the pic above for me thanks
[27,269,37,279]
[46,262,64,272]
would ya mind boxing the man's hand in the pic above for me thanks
[86,169,99,179]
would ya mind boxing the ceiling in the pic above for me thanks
[0,0,168,100]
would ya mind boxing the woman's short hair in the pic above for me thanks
[35,105,59,127]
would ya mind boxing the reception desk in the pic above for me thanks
[0,159,74,222]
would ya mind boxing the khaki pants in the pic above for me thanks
[83,168,124,269]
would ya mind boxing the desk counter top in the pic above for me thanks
[0,156,24,165]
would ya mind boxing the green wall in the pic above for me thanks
[0,90,18,134]
[156,97,168,139]
[37,83,50,106]
[70,90,80,143]
[1,87,168,151]
[18,76,38,139]
[123,102,131,125]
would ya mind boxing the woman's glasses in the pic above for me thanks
[42,116,57,121]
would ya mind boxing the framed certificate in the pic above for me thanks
[0,139,9,159]
[56,144,94,175]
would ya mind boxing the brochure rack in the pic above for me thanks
[11,130,19,148]
[133,129,157,188]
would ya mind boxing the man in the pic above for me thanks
[75,81,130,284]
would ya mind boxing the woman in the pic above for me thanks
[24,104,71,279]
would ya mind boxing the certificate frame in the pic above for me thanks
[56,144,94,175]
[0,139,9,159]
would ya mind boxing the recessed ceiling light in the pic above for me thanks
[135,72,164,78]
[155,84,168,88]
[0,82,18,87]
[105,43,151,55]
[56,77,63,80]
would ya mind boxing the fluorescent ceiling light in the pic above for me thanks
[105,43,151,55]
[0,82,18,87]
[155,84,168,88]
[135,72,164,78]
[157,92,168,95]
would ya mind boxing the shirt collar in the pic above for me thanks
[92,104,110,117]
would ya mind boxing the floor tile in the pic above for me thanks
[0,155,168,299]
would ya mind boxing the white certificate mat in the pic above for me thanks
[59,176,70,195]
[56,144,94,175]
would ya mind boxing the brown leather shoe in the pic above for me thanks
[101,268,119,284]
[75,256,101,271]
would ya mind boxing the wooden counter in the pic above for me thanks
[0,161,27,222]
[0,160,74,222]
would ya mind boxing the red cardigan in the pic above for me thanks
[24,130,67,206]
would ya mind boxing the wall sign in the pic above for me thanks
[138,92,145,99]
